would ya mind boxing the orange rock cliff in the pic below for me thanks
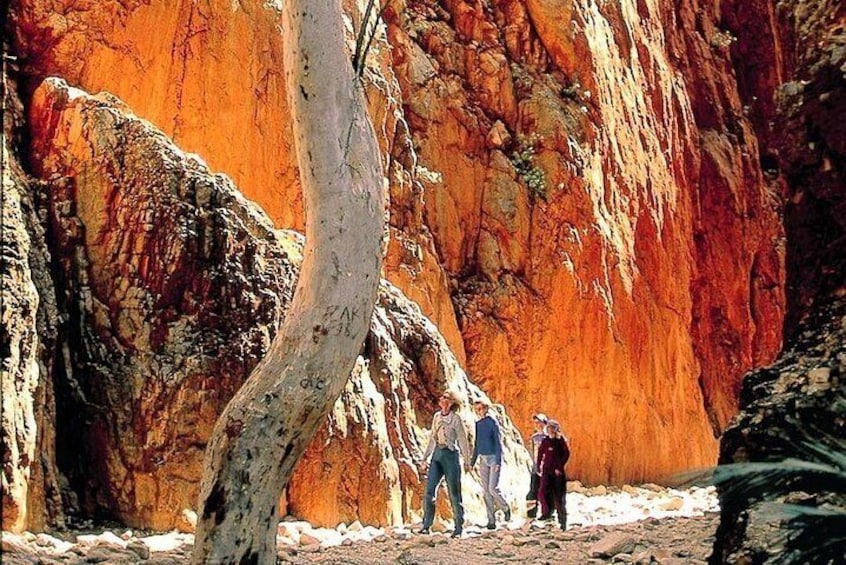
[4,0,808,530]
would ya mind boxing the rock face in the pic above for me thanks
[23,78,531,530]
[9,0,788,486]
[27,78,296,530]
[711,293,845,563]
[289,284,530,526]
[0,66,62,532]
[7,0,468,368]
[773,0,846,331]
[384,0,784,482]
[711,1,846,562]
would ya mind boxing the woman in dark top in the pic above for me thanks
[536,419,570,529]
[526,412,550,518]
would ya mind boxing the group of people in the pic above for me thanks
[419,390,569,537]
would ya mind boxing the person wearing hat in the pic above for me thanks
[420,389,471,537]
[470,399,512,529]
[526,412,550,518]
[537,419,570,529]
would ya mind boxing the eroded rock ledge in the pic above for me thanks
[23,78,530,531]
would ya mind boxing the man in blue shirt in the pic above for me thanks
[471,399,512,529]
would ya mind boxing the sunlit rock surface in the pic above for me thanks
[385,0,785,482]
[9,0,467,366]
[23,78,530,529]
[9,0,788,487]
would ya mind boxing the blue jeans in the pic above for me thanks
[479,454,509,523]
[423,447,464,530]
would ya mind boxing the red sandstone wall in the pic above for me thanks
[384,0,784,482]
[10,0,785,487]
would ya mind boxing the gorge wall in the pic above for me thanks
[710,0,845,561]
[3,0,812,532]
[8,77,532,530]
[8,0,785,485]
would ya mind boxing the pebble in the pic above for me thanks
[412,536,434,547]
[589,532,638,557]
[348,520,363,532]
[299,532,322,547]
[660,497,684,511]
[127,540,151,559]
[2,486,720,563]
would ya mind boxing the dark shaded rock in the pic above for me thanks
[711,1,846,562]
[775,0,846,334]
[0,47,63,533]
[711,292,845,563]
[127,540,150,560]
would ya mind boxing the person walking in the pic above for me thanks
[470,399,512,529]
[420,390,471,537]
[526,413,549,518]
[537,419,570,529]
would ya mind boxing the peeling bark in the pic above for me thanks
[191,1,385,563]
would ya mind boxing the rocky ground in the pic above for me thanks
[2,485,718,564]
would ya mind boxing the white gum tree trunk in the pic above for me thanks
[191,1,385,562]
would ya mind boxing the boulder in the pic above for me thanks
[589,532,638,557]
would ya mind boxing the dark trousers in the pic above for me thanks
[526,472,553,518]
[423,447,464,530]
[538,473,567,527]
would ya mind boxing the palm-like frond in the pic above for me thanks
[686,429,846,564]
[709,458,846,506]
[762,503,846,565]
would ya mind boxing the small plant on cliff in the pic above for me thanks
[510,136,547,201]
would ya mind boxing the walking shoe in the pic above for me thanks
[418,527,430,534]
[503,507,512,522]
[486,522,496,530]
[538,514,553,521]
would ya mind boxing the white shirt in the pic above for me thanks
[423,410,471,462]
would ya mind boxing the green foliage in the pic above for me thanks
[689,413,846,564]
[510,139,547,201]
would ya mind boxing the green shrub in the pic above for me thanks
[510,140,547,201]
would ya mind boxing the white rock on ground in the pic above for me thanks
[0,485,718,558]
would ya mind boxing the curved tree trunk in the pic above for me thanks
[191,1,384,562]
